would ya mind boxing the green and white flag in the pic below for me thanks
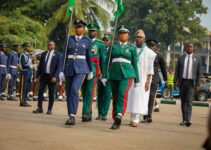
[114,0,125,18]
[67,0,75,16]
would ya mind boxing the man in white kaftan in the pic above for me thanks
[126,30,156,127]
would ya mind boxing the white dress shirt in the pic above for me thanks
[75,35,83,41]
[45,50,55,74]
[183,53,193,79]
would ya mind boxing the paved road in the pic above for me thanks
[0,100,209,150]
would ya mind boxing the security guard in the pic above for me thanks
[63,19,92,126]
[0,44,8,100]
[19,42,33,107]
[7,43,19,101]
[96,35,112,121]
[81,23,106,122]
[102,25,140,130]
[143,39,167,123]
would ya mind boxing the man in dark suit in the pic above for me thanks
[142,39,167,123]
[33,41,61,115]
[174,42,202,127]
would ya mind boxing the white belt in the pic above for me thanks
[112,58,131,64]
[68,55,86,60]
[10,65,17,69]
[0,64,6,67]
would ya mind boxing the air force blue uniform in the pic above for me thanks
[7,50,19,97]
[0,51,8,96]
[64,35,92,116]
[19,51,32,105]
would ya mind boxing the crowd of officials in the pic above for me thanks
[0,19,202,132]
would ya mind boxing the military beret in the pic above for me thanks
[117,25,131,34]
[0,43,6,48]
[87,23,100,31]
[145,39,158,46]
[12,43,19,47]
[74,19,87,27]
[22,42,30,47]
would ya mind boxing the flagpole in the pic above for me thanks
[63,7,74,71]
[107,16,118,71]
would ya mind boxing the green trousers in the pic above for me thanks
[97,79,111,117]
[82,77,96,120]
[110,78,133,118]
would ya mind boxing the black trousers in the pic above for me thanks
[38,74,56,110]
[147,82,159,118]
[180,79,194,122]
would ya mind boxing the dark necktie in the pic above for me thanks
[186,56,190,78]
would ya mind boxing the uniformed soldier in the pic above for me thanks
[19,42,33,107]
[142,39,167,123]
[7,43,19,101]
[81,23,106,122]
[0,44,8,100]
[96,35,112,121]
[102,25,140,130]
[63,19,92,126]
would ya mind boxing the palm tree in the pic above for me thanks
[42,0,115,35]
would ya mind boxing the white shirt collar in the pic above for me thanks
[92,38,96,42]
[119,41,128,46]
[75,35,83,40]
[24,51,29,55]
[186,53,193,57]
[48,49,54,53]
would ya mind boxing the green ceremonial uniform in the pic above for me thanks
[82,39,106,121]
[105,42,139,118]
[97,45,112,119]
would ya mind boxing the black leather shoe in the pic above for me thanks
[111,123,120,130]
[65,116,75,125]
[142,117,152,123]
[180,121,187,125]
[114,115,122,126]
[82,115,91,122]
[33,108,43,113]
[20,103,31,107]
[153,108,160,112]
[101,116,107,121]
[96,116,101,120]
[186,122,192,127]
[46,110,52,115]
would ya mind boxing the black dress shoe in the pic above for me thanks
[101,116,107,121]
[82,115,91,122]
[96,116,101,120]
[65,116,75,125]
[153,108,160,112]
[111,123,120,130]
[20,103,31,107]
[142,117,152,123]
[114,115,122,126]
[33,108,43,113]
[186,122,192,127]
[180,121,187,125]
[46,110,52,115]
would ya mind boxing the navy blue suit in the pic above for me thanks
[64,35,92,116]
[36,50,61,110]
[7,50,19,97]
[0,51,8,95]
[19,52,32,104]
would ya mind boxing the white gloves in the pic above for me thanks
[30,64,36,69]
[59,72,65,81]
[101,78,107,86]
[87,72,93,80]
[134,83,140,87]
[6,74,11,80]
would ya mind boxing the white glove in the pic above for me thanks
[59,72,65,81]
[30,64,36,69]
[134,83,140,87]
[87,72,93,80]
[6,74,11,80]
[101,78,107,86]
